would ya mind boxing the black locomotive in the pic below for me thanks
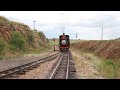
[59,33,70,52]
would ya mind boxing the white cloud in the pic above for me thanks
[0,11,120,40]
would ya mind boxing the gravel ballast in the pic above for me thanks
[0,51,59,72]
[13,58,58,79]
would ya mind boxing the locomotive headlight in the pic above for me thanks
[62,40,66,45]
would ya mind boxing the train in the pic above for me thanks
[59,33,70,52]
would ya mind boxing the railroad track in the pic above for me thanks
[49,50,77,79]
[49,52,73,79]
[0,52,60,79]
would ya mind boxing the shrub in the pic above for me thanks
[38,31,45,37]
[9,45,18,52]
[27,33,35,48]
[0,39,5,53]
[10,31,26,51]
[0,55,3,60]
[28,33,34,43]
[38,40,43,46]
[35,29,37,31]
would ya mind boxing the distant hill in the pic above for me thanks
[115,37,120,41]
[117,37,120,39]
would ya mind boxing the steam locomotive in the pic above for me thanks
[59,33,70,52]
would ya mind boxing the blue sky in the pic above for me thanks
[0,11,120,40]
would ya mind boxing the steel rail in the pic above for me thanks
[0,52,60,79]
[66,52,69,79]
[49,53,63,79]
[49,52,70,79]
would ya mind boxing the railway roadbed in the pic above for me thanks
[6,56,59,79]
[0,50,78,79]
[0,51,59,72]
[47,50,77,79]
[0,51,60,79]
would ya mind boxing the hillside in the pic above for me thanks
[0,16,49,59]
[115,37,120,41]
[71,40,120,60]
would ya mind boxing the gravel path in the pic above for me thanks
[71,50,104,79]
[0,51,59,72]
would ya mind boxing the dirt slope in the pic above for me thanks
[0,16,48,49]
[71,40,120,60]
[0,16,49,59]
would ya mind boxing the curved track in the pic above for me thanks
[0,52,60,79]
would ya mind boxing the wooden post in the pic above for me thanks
[53,38,55,51]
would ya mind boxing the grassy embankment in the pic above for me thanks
[71,40,120,79]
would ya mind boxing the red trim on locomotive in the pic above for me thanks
[60,46,69,48]
[62,35,66,39]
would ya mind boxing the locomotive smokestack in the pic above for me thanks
[63,33,65,35]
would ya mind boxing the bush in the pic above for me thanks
[38,40,43,46]
[28,33,34,43]
[0,55,3,60]
[9,45,18,52]
[27,33,35,48]
[35,29,37,31]
[38,31,45,37]
[0,39,5,53]
[10,31,26,51]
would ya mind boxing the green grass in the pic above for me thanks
[0,39,6,53]
[26,47,49,54]
[98,59,120,79]
[71,47,120,79]
[70,39,81,43]
[82,52,120,79]
[0,38,6,60]
[48,39,59,46]
[84,53,120,79]
[0,55,3,60]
